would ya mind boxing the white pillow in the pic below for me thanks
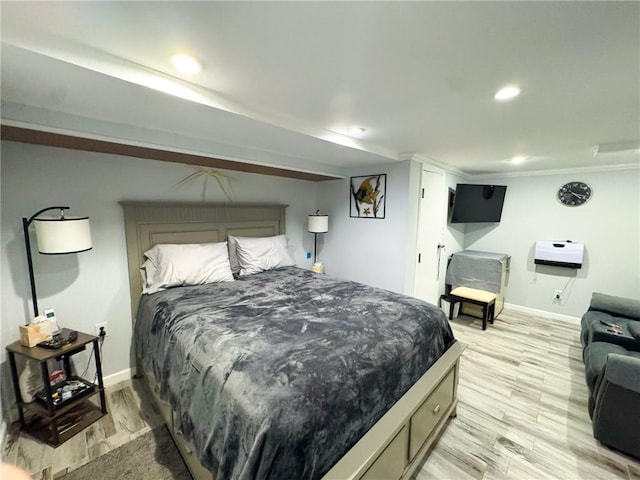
[233,235,295,276]
[140,260,156,290]
[141,242,234,294]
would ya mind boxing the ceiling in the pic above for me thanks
[1,1,639,178]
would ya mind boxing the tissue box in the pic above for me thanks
[19,323,53,348]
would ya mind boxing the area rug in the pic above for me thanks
[60,426,192,480]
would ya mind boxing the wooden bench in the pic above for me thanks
[448,287,497,330]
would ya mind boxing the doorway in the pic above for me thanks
[414,169,445,304]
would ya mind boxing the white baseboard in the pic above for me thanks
[103,368,134,388]
[504,302,581,325]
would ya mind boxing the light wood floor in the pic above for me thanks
[3,308,640,479]
[2,378,165,479]
[418,308,640,480]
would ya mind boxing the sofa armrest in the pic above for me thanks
[589,292,640,321]
[597,353,640,393]
[592,354,640,459]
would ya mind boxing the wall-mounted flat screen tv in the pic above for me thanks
[450,184,507,223]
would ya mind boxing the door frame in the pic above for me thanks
[411,165,448,304]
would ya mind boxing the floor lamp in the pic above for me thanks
[23,206,92,321]
[308,210,328,272]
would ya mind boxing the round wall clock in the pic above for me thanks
[557,181,592,206]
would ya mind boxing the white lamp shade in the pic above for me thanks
[308,215,329,233]
[34,217,92,254]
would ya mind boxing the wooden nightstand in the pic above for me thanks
[6,328,107,447]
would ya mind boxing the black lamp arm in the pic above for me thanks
[22,206,69,319]
[24,206,69,228]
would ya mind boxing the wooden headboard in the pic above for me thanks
[120,202,287,318]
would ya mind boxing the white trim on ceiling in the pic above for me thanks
[398,152,471,179]
[399,152,639,180]
[471,162,640,180]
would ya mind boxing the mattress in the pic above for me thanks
[135,266,455,480]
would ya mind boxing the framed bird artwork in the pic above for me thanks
[350,174,386,219]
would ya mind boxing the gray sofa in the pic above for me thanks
[580,292,640,459]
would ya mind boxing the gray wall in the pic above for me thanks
[460,169,640,317]
[0,141,319,397]
[316,160,416,294]
[317,161,640,321]
[315,162,469,299]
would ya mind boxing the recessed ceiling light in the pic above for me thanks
[511,155,526,164]
[170,54,203,74]
[347,127,366,135]
[494,86,521,101]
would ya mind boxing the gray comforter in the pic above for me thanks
[136,267,455,480]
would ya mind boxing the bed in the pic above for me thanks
[121,202,464,480]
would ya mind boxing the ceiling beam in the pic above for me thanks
[1,125,341,182]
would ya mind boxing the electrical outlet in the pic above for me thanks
[554,290,562,300]
[95,322,108,337]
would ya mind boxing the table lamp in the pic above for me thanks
[308,210,328,271]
